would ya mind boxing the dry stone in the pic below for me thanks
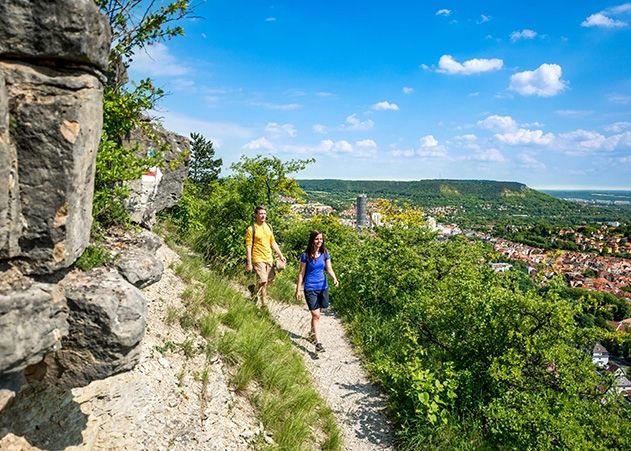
[0,0,110,73]
[0,268,68,375]
[47,269,147,387]
[115,248,164,288]
[0,61,103,274]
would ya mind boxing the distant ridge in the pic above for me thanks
[298,179,630,225]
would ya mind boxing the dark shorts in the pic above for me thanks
[304,289,330,311]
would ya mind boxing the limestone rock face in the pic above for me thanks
[0,269,68,375]
[0,62,103,274]
[124,123,190,227]
[48,269,147,387]
[0,0,110,73]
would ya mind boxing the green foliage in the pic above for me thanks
[322,225,630,449]
[188,132,222,190]
[74,243,113,271]
[164,155,313,270]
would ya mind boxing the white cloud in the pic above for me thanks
[495,129,555,145]
[251,102,301,111]
[510,29,538,41]
[372,101,400,111]
[316,91,334,97]
[417,135,448,157]
[265,17,277,22]
[518,153,545,169]
[555,109,593,117]
[391,148,415,157]
[343,114,374,131]
[264,122,297,138]
[312,124,328,134]
[437,54,503,75]
[608,94,631,104]
[131,43,191,77]
[605,121,631,132]
[436,9,451,16]
[477,115,518,133]
[243,137,274,150]
[355,139,378,156]
[403,87,414,94]
[610,3,631,14]
[556,129,631,154]
[581,13,627,28]
[159,111,254,149]
[455,134,478,142]
[509,63,567,97]
[473,148,505,162]
[478,14,491,24]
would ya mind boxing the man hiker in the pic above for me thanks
[245,205,286,307]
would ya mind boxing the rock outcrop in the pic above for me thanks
[0,0,117,404]
[44,269,147,387]
[0,0,110,275]
[0,0,182,429]
[124,122,190,227]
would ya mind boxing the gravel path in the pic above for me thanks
[266,299,396,451]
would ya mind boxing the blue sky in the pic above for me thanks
[130,1,631,189]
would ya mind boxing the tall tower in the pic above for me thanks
[356,194,367,228]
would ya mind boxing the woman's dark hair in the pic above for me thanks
[305,230,326,260]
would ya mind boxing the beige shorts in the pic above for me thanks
[253,261,276,284]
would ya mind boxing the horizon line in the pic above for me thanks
[296,178,631,190]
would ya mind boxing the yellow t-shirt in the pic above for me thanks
[245,223,275,264]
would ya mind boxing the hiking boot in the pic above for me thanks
[315,342,325,353]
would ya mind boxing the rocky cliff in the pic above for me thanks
[0,0,186,421]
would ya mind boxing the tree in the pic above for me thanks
[188,132,222,190]
[230,155,314,211]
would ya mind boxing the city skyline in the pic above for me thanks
[130,1,631,189]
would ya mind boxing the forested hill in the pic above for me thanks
[298,179,631,226]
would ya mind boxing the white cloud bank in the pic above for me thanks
[437,55,503,75]
[131,43,191,77]
[372,101,400,111]
[265,122,297,138]
[510,29,538,41]
[242,137,274,150]
[509,63,567,97]
[343,114,374,131]
[436,9,451,16]
[582,3,631,28]
[477,115,518,133]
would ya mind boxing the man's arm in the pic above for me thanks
[271,241,286,267]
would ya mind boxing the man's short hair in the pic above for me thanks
[254,205,267,214]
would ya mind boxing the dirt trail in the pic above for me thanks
[266,298,396,451]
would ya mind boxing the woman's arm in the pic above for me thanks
[325,258,339,287]
[295,261,306,300]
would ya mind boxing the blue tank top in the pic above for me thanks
[301,252,330,290]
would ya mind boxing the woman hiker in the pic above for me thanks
[295,230,339,353]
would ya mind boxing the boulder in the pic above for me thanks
[0,268,68,375]
[0,61,103,274]
[124,122,190,227]
[47,269,147,387]
[0,0,111,73]
[116,248,164,288]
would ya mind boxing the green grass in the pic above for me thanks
[167,242,342,450]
